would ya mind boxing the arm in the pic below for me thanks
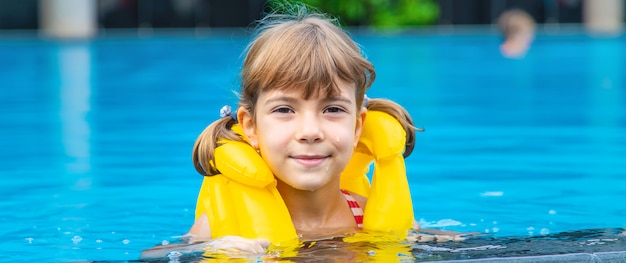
[188,213,212,242]
[408,222,481,243]
[140,214,269,259]
[413,220,421,229]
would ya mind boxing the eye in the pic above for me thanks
[272,107,294,114]
[323,106,346,114]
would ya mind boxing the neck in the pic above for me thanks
[277,180,355,238]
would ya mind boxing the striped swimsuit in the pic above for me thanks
[340,189,364,229]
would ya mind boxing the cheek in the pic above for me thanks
[257,122,288,148]
[333,134,349,145]
[332,130,357,150]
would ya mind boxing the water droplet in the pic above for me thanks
[96,239,103,243]
[25,237,34,244]
[548,209,556,215]
[122,239,130,245]
[540,228,550,235]
[492,227,500,233]
[162,240,170,245]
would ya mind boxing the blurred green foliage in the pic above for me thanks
[270,0,439,27]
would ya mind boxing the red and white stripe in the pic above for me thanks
[340,189,364,229]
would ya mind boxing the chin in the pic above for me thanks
[293,184,323,192]
[279,169,339,192]
[290,179,329,192]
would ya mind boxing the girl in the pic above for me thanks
[142,5,437,259]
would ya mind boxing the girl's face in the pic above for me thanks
[239,80,366,192]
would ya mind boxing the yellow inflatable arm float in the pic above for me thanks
[195,110,414,244]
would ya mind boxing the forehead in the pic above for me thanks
[261,79,357,102]
[260,76,356,101]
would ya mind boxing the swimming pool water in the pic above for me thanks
[1,30,625,262]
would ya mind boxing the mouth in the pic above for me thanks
[290,155,329,168]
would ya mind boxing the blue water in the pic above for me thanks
[1,30,625,262]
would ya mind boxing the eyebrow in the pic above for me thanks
[265,96,299,105]
[322,96,353,105]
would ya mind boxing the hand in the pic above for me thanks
[205,235,270,255]
[140,236,270,259]
[407,229,477,243]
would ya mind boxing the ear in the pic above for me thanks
[237,107,258,149]
[354,107,367,148]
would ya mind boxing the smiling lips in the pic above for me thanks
[291,155,328,167]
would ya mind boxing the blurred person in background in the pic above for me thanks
[497,8,536,59]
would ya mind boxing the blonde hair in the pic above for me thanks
[193,7,418,176]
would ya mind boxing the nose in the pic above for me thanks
[296,112,324,143]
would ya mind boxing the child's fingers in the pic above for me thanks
[255,238,270,248]
[207,236,269,254]
[409,233,468,243]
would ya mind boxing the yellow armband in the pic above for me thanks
[348,111,414,237]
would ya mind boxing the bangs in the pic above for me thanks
[242,16,374,102]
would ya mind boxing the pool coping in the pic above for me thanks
[434,250,626,262]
